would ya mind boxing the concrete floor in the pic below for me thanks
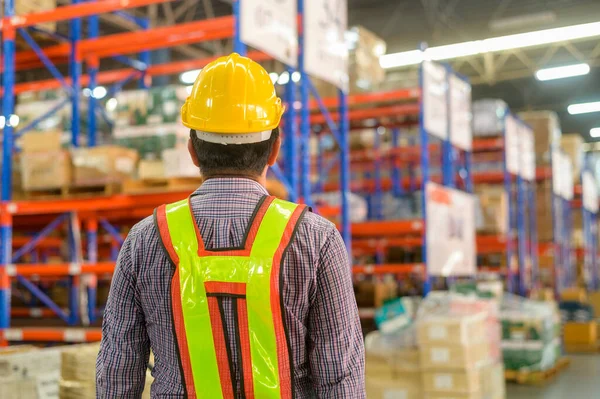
[507,354,600,398]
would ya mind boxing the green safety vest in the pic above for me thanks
[155,195,307,399]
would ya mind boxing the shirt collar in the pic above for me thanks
[193,177,269,196]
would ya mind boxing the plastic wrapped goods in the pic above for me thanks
[473,99,508,136]
[312,192,368,223]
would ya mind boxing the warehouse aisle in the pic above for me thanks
[506,355,600,398]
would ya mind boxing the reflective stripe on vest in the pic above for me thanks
[155,195,307,399]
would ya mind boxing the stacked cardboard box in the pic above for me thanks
[366,348,422,399]
[0,346,61,399]
[59,343,153,399]
[475,185,507,234]
[312,26,386,97]
[15,0,57,33]
[500,295,561,372]
[162,148,199,178]
[561,134,584,181]
[20,131,71,191]
[535,181,556,242]
[348,26,387,92]
[71,146,138,187]
[355,279,398,308]
[518,111,562,166]
[417,292,505,399]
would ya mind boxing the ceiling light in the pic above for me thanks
[536,63,590,81]
[269,72,279,84]
[180,69,202,84]
[381,20,600,69]
[591,128,600,138]
[568,101,600,115]
[92,86,107,99]
[277,71,290,85]
[291,71,301,83]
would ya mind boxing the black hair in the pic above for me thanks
[189,127,279,177]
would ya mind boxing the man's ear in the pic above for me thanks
[267,135,281,166]
[188,138,200,167]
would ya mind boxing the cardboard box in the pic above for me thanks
[138,159,165,180]
[420,342,489,370]
[162,147,199,178]
[589,291,600,318]
[366,374,422,399]
[561,134,584,181]
[21,131,62,153]
[518,111,562,165]
[423,368,481,393]
[560,287,588,303]
[0,347,61,398]
[72,146,138,186]
[563,322,598,345]
[20,151,71,191]
[417,313,487,346]
[480,362,505,399]
[475,185,507,234]
[15,0,57,32]
[425,392,484,399]
[355,280,398,308]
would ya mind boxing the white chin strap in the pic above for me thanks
[195,130,272,145]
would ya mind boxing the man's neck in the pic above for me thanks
[202,174,266,188]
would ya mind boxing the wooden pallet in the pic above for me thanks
[19,183,121,200]
[122,177,202,194]
[565,342,600,353]
[505,357,571,385]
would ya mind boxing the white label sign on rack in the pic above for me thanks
[449,74,472,151]
[504,114,520,175]
[304,0,349,91]
[426,182,476,277]
[519,123,535,181]
[240,0,298,67]
[563,157,574,200]
[423,61,448,140]
[583,171,599,213]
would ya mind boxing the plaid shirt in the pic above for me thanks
[96,178,365,398]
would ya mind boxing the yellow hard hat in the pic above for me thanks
[181,53,285,144]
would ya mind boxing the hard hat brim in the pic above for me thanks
[194,129,273,145]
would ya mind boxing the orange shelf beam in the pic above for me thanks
[309,88,420,109]
[310,104,420,124]
[11,308,60,318]
[1,0,173,29]
[351,220,424,237]
[1,328,102,342]
[11,17,235,72]
[353,263,424,275]
[0,190,195,216]
[3,262,115,277]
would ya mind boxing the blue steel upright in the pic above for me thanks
[298,4,312,204]
[419,65,432,295]
[0,0,16,329]
[138,18,151,90]
[284,71,299,202]
[70,0,82,147]
[232,0,247,56]
[516,175,527,296]
[87,13,99,147]
[502,114,515,293]
[338,89,351,252]
[391,128,403,196]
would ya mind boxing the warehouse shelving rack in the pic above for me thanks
[0,0,354,342]
[572,168,599,292]
[314,84,548,296]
